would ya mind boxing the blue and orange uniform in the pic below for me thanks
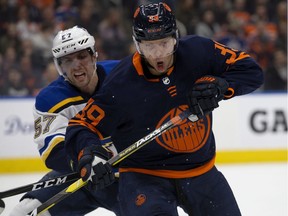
[66,36,263,215]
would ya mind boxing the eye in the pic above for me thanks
[78,52,89,60]
[62,58,72,65]
[144,43,153,49]
[160,41,168,46]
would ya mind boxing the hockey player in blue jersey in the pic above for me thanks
[65,3,264,216]
[10,26,121,215]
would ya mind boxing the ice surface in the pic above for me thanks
[0,163,287,216]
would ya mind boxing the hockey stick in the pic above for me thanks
[0,172,79,200]
[28,110,198,216]
[0,172,79,214]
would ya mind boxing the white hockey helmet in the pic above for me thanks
[52,26,97,76]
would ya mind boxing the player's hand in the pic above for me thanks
[77,145,115,190]
[187,75,228,117]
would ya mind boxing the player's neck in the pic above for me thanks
[82,74,98,95]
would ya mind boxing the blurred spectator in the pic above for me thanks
[32,61,59,96]
[199,0,214,11]
[274,1,287,50]
[42,62,59,85]
[195,9,220,39]
[215,8,248,51]
[30,23,54,62]
[175,0,198,34]
[1,46,18,74]
[216,24,247,51]
[29,0,55,23]
[246,3,277,40]
[0,53,4,95]
[230,0,251,26]
[33,61,59,95]
[16,5,38,40]
[213,0,232,26]
[41,5,59,31]
[55,0,79,29]
[4,67,29,97]
[77,0,102,35]
[0,23,20,54]
[0,0,286,96]
[246,20,275,70]
[18,38,46,74]
[98,5,131,59]
[263,49,287,91]
[176,20,188,37]
[93,35,109,61]
[274,0,287,24]
[18,55,41,96]
[0,0,18,29]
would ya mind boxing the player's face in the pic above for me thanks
[139,37,175,75]
[60,50,97,91]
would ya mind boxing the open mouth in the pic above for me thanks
[156,61,164,71]
[74,72,85,79]
[73,72,87,82]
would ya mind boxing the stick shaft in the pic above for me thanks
[29,179,87,216]
[109,110,195,166]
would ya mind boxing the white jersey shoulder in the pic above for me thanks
[34,76,88,164]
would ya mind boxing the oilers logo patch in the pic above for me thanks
[156,105,211,152]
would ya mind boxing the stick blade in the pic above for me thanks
[0,199,5,215]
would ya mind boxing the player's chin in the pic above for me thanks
[73,75,88,84]
[71,78,87,87]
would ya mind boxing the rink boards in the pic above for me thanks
[0,93,287,173]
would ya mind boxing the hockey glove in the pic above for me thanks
[77,145,115,190]
[187,75,229,117]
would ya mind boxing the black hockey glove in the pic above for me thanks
[77,145,115,190]
[187,75,229,117]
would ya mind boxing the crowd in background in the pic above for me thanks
[0,0,286,97]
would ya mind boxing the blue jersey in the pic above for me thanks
[66,36,263,178]
[33,60,119,171]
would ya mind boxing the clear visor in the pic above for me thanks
[135,37,176,59]
[54,50,97,77]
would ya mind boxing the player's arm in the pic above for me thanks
[187,37,263,117]
[65,96,120,189]
[211,40,264,97]
[65,98,106,157]
[33,107,71,171]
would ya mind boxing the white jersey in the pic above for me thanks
[33,60,119,171]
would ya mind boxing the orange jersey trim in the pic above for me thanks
[224,87,235,99]
[119,156,215,178]
[69,119,104,140]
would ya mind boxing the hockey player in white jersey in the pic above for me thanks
[9,26,121,216]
